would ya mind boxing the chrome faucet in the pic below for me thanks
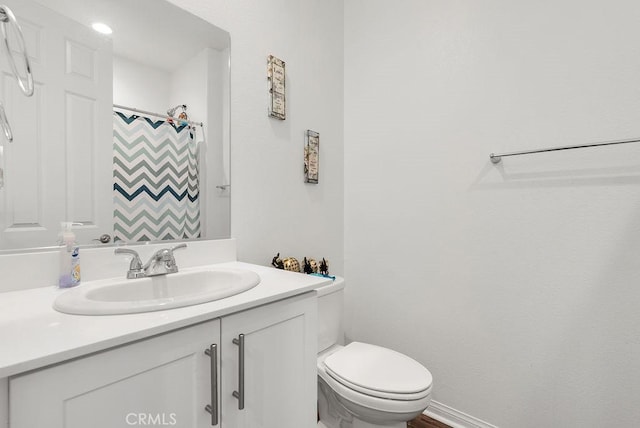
[143,243,187,276]
[114,248,145,279]
[115,244,187,279]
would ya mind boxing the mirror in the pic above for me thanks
[0,0,230,251]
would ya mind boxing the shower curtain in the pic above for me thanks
[113,111,201,242]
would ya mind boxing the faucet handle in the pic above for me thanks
[171,243,187,253]
[144,243,187,276]
[150,243,187,262]
[165,243,187,268]
[114,248,145,279]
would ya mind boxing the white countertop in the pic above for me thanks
[0,262,331,378]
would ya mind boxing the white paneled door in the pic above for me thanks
[0,0,113,249]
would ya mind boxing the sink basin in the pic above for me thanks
[54,267,261,315]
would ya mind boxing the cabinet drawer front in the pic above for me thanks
[10,319,220,428]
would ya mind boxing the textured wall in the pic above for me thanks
[344,1,640,426]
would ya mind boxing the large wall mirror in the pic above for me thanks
[0,0,230,251]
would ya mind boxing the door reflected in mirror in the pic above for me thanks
[0,0,230,251]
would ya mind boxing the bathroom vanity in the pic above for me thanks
[0,240,329,428]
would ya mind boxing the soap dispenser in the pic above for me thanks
[58,222,82,288]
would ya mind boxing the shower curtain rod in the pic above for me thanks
[489,137,640,164]
[113,103,204,127]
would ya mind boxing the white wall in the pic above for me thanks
[345,1,640,427]
[170,0,345,274]
[169,47,230,239]
[170,49,210,127]
[113,56,171,112]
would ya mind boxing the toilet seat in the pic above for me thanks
[319,369,432,416]
[323,342,433,401]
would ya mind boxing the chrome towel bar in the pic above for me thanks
[490,137,640,164]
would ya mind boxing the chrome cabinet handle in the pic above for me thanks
[204,344,219,426]
[232,334,245,410]
[0,5,34,97]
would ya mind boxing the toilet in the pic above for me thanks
[316,278,433,428]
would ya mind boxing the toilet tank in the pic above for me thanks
[316,277,345,353]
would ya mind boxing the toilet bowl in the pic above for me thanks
[316,278,433,428]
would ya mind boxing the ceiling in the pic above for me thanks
[34,0,229,71]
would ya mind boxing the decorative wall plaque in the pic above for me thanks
[267,55,286,120]
[304,130,319,184]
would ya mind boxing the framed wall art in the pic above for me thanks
[304,130,319,184]
[267,55,286,120]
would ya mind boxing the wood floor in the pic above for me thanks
[407,414,452,428]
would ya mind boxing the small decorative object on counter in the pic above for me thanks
[319,258,329,276]
[283,257,301,272]
[310,258,334,280]
[271,252,284,269]
[303,257,319,274]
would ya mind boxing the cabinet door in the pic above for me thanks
[10,319,221,428]
[220,292,317,428]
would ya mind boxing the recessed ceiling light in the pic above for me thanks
[91,22,112,35]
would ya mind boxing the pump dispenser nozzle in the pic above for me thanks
[59,222,82,247]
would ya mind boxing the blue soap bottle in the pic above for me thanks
[58,222,81,288]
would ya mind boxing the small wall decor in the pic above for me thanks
[267,55,286,120]
[304,130,319,184]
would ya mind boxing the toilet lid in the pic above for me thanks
[323,342,432,396]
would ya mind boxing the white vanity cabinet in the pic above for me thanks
[10,319,221,428]
[8,292,317,428]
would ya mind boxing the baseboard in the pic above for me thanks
[424,400,498,428]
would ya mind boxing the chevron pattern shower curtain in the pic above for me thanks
[113,112,201,242]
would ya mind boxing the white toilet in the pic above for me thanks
[316,278,433,428]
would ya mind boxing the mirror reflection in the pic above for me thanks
[0,0,230,251]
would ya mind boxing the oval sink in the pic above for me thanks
[54,268,261,315]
